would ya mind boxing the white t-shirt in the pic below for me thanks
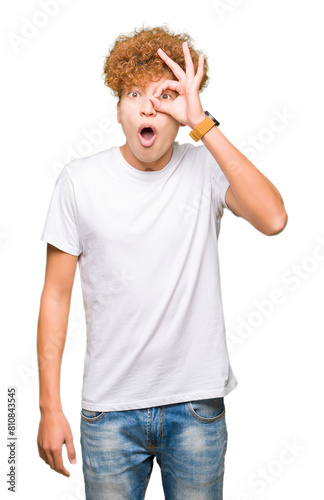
[41,141,238,411]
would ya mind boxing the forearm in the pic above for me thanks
[37,292,71,414]
[201,125,287,228]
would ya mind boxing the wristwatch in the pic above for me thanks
[189,111,220,142]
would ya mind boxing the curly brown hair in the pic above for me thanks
[102,25,209,100]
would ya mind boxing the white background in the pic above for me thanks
[1,0,324,498]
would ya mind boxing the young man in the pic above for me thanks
[37,26,287,499]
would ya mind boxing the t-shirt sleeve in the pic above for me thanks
[40,166,82,256]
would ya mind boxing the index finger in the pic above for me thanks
[50,449,70,477]
[183,41,195,79]
[157,48,185,81]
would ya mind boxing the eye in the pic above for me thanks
[160,93,172,100]
[128,91,140,98]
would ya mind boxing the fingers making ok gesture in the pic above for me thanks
[150,41,206,128]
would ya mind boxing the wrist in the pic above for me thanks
[189,110,220,142]
[39,400,63,414]
[188,112,206,130]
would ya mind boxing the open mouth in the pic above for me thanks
[138,126,157,147]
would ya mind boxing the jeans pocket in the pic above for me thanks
[80,408,106,422]
[188,397,225,422]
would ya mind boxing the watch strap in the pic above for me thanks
[189,112,219,142]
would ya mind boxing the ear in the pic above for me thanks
[117,101,121,124]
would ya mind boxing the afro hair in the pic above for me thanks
[102,25,209,100]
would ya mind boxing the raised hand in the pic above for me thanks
[150,41,206,129]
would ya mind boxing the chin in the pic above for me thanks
[136,153,162,164]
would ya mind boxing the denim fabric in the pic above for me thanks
[80,397,227,499]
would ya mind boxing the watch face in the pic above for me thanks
[205,111,216,122]
[205,111,219,126]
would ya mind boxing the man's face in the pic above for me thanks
[117,75,183,171]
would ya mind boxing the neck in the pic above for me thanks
[120,142,174,172]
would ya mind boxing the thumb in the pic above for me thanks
[65,435,77,464]
[150,97,172,115]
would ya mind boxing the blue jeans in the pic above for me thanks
[80,397,227,499]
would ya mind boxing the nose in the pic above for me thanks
[140,96,157,117]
